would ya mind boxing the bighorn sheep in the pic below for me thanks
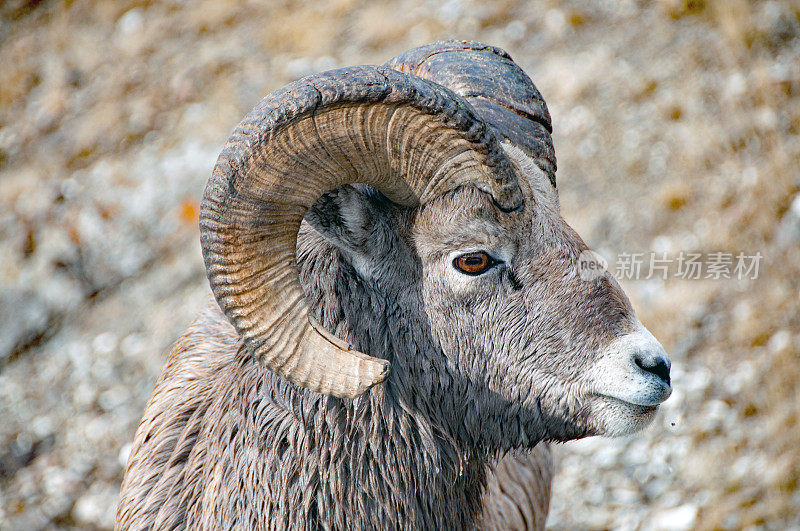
[116,41,672,530]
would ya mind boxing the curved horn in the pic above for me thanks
[200,65,522,398]
[386,40,557,185]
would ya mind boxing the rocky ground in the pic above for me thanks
[1,0,798,529]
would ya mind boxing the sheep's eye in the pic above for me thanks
[453,251,494,275]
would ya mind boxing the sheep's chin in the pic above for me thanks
[589,395,660,437]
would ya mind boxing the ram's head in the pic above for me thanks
[200,42,671,448]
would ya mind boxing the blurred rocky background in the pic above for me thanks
[1,0,798,529]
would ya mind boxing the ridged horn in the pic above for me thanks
[386,40,557,185]
[200,65,522,398]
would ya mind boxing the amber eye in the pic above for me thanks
[453,251,494,275]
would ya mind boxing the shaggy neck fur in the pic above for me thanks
[176,227,496,529]
[196,345,488,530]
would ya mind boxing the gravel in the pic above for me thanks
[1,0,799,529]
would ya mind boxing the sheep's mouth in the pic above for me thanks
[586,394,661,436]
[580,393,659,437]
[594,394,659,414]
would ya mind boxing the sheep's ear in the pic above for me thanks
[305,184,397,271]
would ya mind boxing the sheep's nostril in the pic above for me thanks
[634,351,671,386]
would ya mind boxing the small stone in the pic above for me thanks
[31,416,54,439]
[724,72,746,99]
[684,367,711,396]
[73,493,104,526]
[504,20,526,42]
[726,360,755,394]
[98,386,128,412]
[120,333,148,358]
[42,496,73,519]
[651,235,673,253]
[73,382,97,409]
[702,399,733,431]
[652,503,698,531]
[42,467,81,498]
[767,329,791,353]
[84,416,109,443]
[116,8,144,37]
[612,487,639,505]
[594,444,623,468]
[624,440,650,467]
[644,477,670,499]
[544,8,567,38]
[92,332,118,356]
[15,432,33,455]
